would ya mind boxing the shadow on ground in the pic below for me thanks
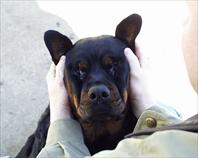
[0,1,77,156]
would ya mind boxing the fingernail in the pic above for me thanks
[51,62,55,66]
[124,48,131,55]
[61,56,66,61]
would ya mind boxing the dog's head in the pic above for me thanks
[44,14,142,123]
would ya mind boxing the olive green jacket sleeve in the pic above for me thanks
[37,118,90,158]
[37,105,198,158]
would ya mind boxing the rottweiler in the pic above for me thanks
[16,14,142,158]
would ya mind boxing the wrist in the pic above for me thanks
[50,105,72,123]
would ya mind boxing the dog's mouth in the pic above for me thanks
[85,111,125,123]
[78,99,126,123]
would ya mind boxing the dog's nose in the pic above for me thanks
[88,85,110,102]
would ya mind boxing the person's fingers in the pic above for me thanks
[124,48,141,73]
[56,56,66,81]
[46,62,56,83]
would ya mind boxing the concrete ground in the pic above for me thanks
[0,1,77,156]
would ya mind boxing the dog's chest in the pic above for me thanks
[80,108,136,154]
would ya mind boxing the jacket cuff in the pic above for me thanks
[46,118,84,146]
[133,104,182,132]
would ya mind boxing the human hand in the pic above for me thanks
[124,46,156,117]
[46,56,71,123]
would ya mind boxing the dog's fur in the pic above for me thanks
[16,14,142,158]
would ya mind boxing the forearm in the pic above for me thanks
[37,118,90,158]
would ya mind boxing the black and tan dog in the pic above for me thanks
[16,14,142,158]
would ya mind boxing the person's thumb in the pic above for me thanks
[124,48,141,76]
[56,56,66,81]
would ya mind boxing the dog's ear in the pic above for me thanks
[115,14,142,52]
[44,30,73,65]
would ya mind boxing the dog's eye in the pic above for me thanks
[104,57,119,67]
[77,63,88,80]
[79,63,88,72]
[104,57,119,76]
[104,57,113,68]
